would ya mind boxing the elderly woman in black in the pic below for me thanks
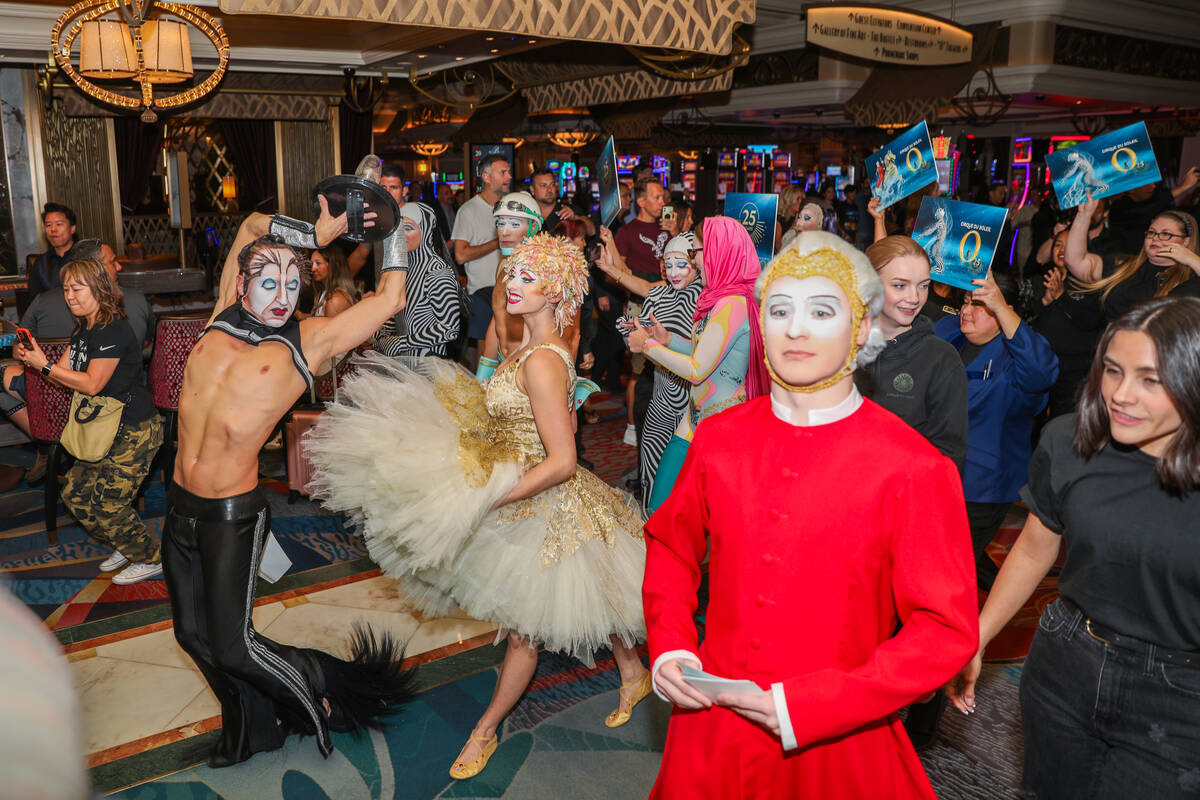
[14,258,163,585]
[949,297,1200,799]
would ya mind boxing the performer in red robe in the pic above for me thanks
[643,231,979,799]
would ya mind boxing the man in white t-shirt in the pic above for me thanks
[451,154,511,352]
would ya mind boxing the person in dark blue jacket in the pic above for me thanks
[936,270,1058,589]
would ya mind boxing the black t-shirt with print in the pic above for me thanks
[69,319,155,424]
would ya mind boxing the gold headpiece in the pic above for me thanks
[760,244,869,393]
[505,233,589,333]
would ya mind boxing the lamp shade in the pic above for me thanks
[141,19,193,84]
[221,175,236,199]
[78,20,137,80]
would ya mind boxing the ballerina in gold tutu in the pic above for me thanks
[304,234,652,780]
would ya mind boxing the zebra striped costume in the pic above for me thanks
[376,202,465,358]
[636,281,702,508]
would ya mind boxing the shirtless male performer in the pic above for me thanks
[162,190,414,767]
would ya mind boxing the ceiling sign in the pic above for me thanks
[806,4,972,65]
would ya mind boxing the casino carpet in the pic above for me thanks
[3,396,1042,799]
[0,394,637,645]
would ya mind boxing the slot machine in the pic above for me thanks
[771,152,792,193]
[617,154,640,180]
[561,162,577,199]
[652,155,670,187]
[1010,137,1033,208]
[932,132,959,196]
[681,159,698,202]
[743,151,767,193]
[716,151,738,200]
[576,165,594,211]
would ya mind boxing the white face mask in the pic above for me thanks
[243,250,301,328]
[495,215,528,255]
[762,275,854,387]
[663,254,694,289]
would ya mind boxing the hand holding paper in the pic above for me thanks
[679,663,767,702]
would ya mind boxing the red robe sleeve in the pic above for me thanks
[642,434,709,665]
[780,457,979,748]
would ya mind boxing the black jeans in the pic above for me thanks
[1021,598,1200,799]
[162,485,331,764]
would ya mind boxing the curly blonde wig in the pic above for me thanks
[505,233,589,333]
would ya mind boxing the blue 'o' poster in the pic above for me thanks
[864,121,938,210]
[723,192,779,269]
[1046,121,1161,209]
[912,196,1009,292]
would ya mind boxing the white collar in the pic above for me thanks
[770,385,863,427]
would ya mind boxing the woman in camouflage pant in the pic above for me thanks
[15,258,163,585]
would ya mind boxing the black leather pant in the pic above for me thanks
[162,484,331,765]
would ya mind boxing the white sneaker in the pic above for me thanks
[623,424,637,446]
[112,562,164,585]
[98,550,129,572]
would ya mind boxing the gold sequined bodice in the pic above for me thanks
[485,343,575,462]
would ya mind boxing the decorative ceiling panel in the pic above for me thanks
[219,0,755,56]
[525,70,732,114]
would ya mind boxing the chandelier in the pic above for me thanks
[50,0,230,123]
[547,130,599,150]
[411,141,451,157]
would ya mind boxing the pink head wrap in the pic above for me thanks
[693,216,769,399]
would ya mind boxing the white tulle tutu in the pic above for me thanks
[304,351,646,664]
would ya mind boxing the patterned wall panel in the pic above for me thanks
[279,120,334,219]
[61,89,331,121]
[524,70,733,114]
[219,0,754,56]
[41,100,117,247]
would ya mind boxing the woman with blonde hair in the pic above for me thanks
[1065,194,1200,322]
[13,258,163,585]
[856,235,968,470]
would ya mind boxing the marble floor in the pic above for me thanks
[68,574,498,771]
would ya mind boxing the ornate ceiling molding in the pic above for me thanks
[524,70,733,114]
[218,0,755,57]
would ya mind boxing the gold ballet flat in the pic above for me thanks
[605,670,653,728]
[449,734,498,780]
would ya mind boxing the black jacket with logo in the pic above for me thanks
[855,314,968,473]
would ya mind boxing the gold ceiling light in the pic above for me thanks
[677,150,699,159]
[547,130,599,150]
[50,0,229,123]
[412,141,451,157]
[502,136,526,149]
[626,27,749,81]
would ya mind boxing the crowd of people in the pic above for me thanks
[3,148,1200,797]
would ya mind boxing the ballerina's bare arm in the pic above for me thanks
[493,348,577,508]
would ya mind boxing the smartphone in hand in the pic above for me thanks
[15,327,34,350]
[662,205,675,221]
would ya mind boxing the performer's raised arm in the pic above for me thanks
[209,196,349,325]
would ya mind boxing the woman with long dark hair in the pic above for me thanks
[949,296,1200,798]
[309,246,359,318]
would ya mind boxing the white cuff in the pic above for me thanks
[651,650,702,703]
[771,682,798,751]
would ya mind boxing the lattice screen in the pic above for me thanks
[163,119,237,213]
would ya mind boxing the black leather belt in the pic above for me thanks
[1061,598,1200,666]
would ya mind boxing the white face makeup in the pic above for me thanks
[495,215,528,253]
[663,254,696,290]
[798,208,821,231]
[763,275,854,387]
[243,248,302,328]
[403,216,421,252]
